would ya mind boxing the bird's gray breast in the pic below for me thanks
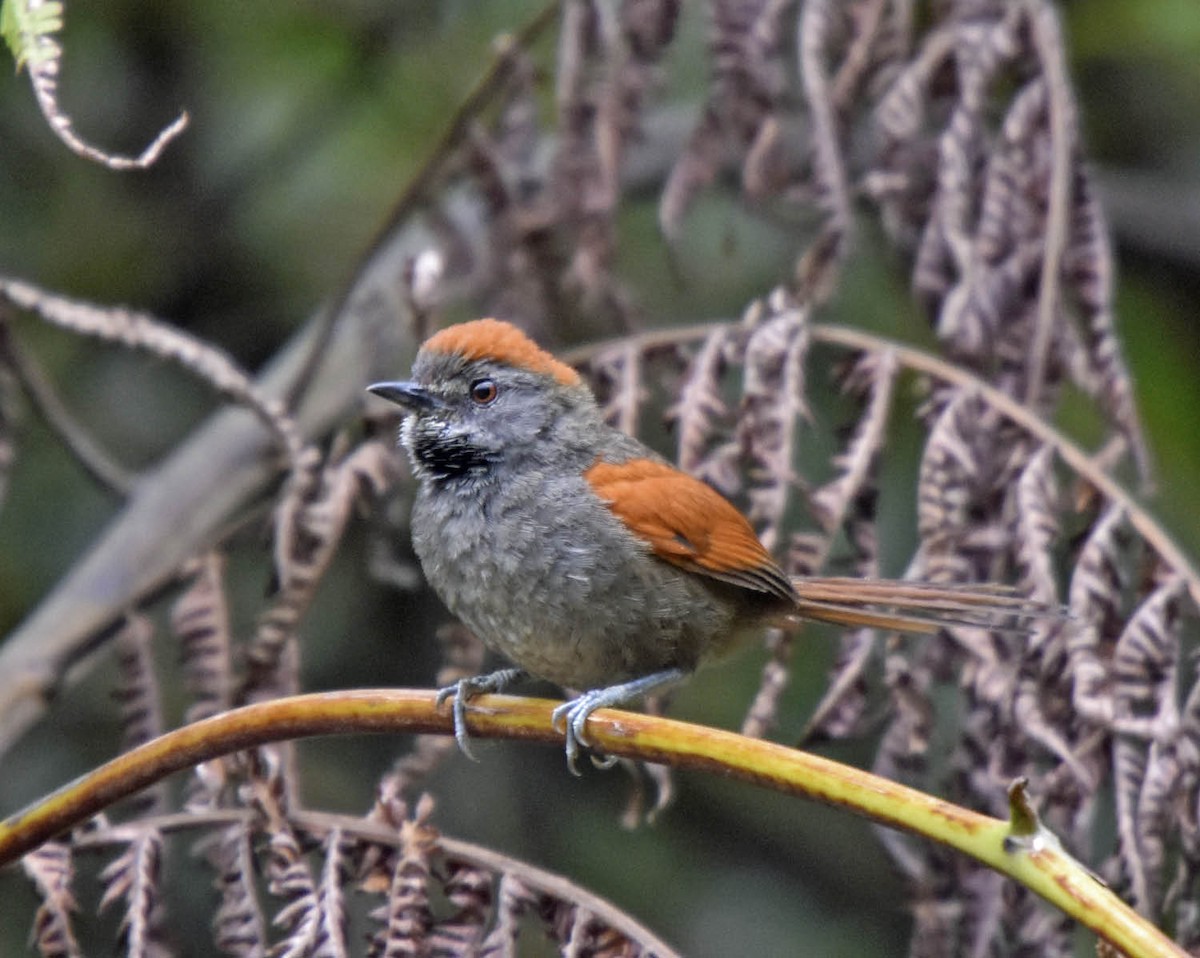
[409,471,722,689]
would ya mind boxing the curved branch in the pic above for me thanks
[0,689,1184,958]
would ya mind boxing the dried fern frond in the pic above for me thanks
[98,827,167,958]
[204,824,269,958]
[864,1,1149,485]
[113,615,163,756]
[660,0,789,238]
[261,802,324,957]
[22,840,81,958]
[367,796,437,958]
[1164,679,1200,948]
[1014,445,1061,608]
[738,290,811,553]
[244,440,398,702]
[172,553,234,727]
[1114,577,1183,739]
[915,389,995,585]
[112,615,166,816]
[428,857,492,956]
[668,325,738,485]
[549,0,678,318]
[1065,165,1152,480]
[1113,728,1152,913]
[871,651,935,882]
[312,829,350,958]
[809,350,897,545]
[588,339,648,436]
[796,625,875,744]
[796,0,855,297]
[1069,504,1128,648]
[479,871,540,957]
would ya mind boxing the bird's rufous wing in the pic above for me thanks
[585,459,1059,635]
[583,458,798,603]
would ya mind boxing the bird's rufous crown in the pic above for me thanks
[422,319,581,387]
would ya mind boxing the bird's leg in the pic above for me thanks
[551,668,688,776]
[436,667,527,761]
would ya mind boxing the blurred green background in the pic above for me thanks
[1,2,1199,955]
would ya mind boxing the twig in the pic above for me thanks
[797,0,852,296]
[9,0,190,171]
[1023,0,1074,407]
[0,277,304,470]
[0,324,135,496]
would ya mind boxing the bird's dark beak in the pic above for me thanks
[366,381,442,412]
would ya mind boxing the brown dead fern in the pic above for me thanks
[3,3,1198,957]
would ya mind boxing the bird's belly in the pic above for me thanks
[411,482,743,690]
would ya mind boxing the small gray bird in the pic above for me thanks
[369,318,1042,772]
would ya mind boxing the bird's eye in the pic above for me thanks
[469,378,499,405]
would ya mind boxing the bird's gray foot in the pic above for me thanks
[551,668,686,776]
[436,667,526,760]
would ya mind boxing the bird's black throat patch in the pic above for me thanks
[410,425,498,481]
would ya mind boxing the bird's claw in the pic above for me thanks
[435,668,525,762]
[552,692,613,776]
[436,678,480,762]
[551,670,686,775]
[551,699,586,776]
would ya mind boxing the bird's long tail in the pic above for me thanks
[788,577,1062,635]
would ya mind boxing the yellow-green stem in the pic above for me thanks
[0,690,1183,958]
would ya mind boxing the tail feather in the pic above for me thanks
[788,576,1064,635]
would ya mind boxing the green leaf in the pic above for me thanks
[1,0,64,72]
